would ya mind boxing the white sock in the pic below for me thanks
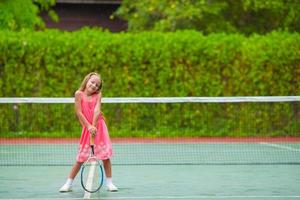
[66,178,73,186]
[106,178,112,185]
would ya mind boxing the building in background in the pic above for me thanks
[41,0,127,32]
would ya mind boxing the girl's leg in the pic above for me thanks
[103,159,118,191]
[103,159,112,178]
[59,162,83,192]
[69,162,83,179]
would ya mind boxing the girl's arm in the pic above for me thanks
[92,92,102,127]
[74,90,95,133]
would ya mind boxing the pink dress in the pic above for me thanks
[76,91,113,162]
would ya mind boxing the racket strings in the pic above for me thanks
[81,159,103,193]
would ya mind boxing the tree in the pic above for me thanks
[0,0,57,31]
[115,0,300,34]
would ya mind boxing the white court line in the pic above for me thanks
[3,195,300,199]
[83,161,96,199]
[98,196,300,199]
[260,142,300,152]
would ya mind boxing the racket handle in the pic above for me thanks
[91,145,95,155]
[90,135,95,145]
[90,134,95,155]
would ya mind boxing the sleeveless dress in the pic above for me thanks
[76,91,113,162]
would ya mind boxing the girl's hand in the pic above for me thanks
[88,125,97,136]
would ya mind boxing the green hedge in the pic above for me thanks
[0,30,299,137]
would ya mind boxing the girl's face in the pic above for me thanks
[85,75,101,95]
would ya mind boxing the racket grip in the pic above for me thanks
[90,135,94,145]
[90,135,95,155]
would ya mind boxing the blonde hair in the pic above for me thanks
[79,72,102,92]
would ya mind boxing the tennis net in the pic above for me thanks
[0,96,300,166]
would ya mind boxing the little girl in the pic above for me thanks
[59,72,118,192]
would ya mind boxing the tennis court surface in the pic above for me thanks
[1,137,300,200]
[1,97,300,199]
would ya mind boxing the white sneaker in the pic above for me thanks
[106,183,118,192]
[59,183,72,192]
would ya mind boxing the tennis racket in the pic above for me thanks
[80,135,104,193]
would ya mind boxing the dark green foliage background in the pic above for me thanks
[0,30,299,137]
[1,30,299,97]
